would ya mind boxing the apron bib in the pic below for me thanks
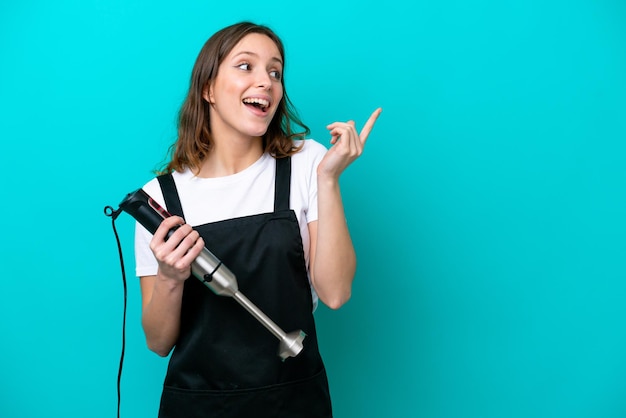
[156,156,332,417]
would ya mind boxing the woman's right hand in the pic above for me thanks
[149,216,205,282]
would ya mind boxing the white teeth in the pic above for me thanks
[243,98,270,108]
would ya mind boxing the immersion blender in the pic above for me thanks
[118,188,306,360]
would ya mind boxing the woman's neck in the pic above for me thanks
[197,136,264,178]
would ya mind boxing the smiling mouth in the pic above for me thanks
[243,97,270,113]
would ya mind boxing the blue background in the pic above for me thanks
[2,0,625,417]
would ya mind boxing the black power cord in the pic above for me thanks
[104,206,126,418]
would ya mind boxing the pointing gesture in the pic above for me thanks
[318,107,382,179]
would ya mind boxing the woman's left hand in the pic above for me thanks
[318,107,382,179]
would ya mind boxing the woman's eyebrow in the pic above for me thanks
[233,51,283,65]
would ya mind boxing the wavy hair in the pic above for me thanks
[160,22,309,174]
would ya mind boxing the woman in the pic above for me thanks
[134,21,381,417]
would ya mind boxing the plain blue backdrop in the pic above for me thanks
[1,0,625,417]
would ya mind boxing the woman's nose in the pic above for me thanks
[255,70,272,89]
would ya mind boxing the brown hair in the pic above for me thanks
[161,22,309,174]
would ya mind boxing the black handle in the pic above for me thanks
[118,189,177,237]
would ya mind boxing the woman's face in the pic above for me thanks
[205,33,284,142]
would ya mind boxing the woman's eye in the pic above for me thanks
[270,70,282,80]
[237,63,251,71]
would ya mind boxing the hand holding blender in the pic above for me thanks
[119,189,305,360]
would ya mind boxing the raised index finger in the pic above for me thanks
[359,107,383,143]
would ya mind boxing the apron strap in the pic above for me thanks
[274,156,291,212]
[157,156,290,218]
[157,173,186,219]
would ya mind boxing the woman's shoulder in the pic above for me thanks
[289,140,327,183]
[293,139,327,160]
[140,168,195,204]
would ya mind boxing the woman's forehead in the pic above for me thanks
[227,33,283,62]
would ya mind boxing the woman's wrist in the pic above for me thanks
[155,271,187,291]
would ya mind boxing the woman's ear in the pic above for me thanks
[202,83,214,103]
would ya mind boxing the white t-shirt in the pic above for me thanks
[134,139,327,305]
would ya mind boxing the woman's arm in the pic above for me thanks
[308,186,355,309]
[140,275,184,356]
[139,216,205,356]
[309,108,382,309]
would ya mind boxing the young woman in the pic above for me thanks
[134,21,381,417]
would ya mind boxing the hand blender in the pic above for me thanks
[118,188,305,360]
